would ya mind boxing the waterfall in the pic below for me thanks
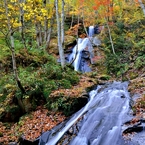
[73,38,89,71]
[88,26,94,37]
[68,38,90,72]
[43,81,133,145]
[68,26,96,72]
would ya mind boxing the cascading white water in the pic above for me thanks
[73,38,89,71]
[69,82,131,145]
[68,26,95,72]
[44,81,132,145]
[68,38,82,63]
[45,87,99,145]
[88,26,94,37]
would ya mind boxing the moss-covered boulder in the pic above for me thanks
[47,35,76,55]
[46,94,88,116]
[0,105,22,122]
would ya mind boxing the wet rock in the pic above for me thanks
[8,142,17,145]
[18,136,39,145]
[81,93,89,98]
[142,113,145,119]
[123,125,143,134]
[121,95,125,98]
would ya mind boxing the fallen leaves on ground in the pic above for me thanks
[0,107,66,145]
[123,76,145,140]
[50,75,96,98]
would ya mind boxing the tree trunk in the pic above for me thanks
[55,0,65,68]
[44,17,48,41]
[4,0,26,113]
[39,22,43,45]
[19,0,27,49]
[43,0,48,41]
[45,1,55,49]
[35,23,40,47]
[70,14,74,28]
[105,17,116,55]
[35,22,42,47]
[45,17,54,49]
[61,0,65,44]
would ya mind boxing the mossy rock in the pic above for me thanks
[0,105,22,122]
[99,74,110,80]
[22,97,33,113]
[46,95,88,116]
[64,35,76,49]
[48,36,76,54]
[47,38,58,54]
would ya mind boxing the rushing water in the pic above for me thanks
[67,26,98,72]
[37,27,135,145]
[40,81,133,145]
[88,26,95,37]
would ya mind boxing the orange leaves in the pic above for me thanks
[93,6,98,11]
[50,75,95,99]
[0,108,66,144]
[66,24,81,36]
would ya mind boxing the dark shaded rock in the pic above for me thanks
[121,95,125,98]
[65,39,77,50]
[123,125,143,134]
[0,105,22,122]
[18,136,39,145]
[46,96,88,116]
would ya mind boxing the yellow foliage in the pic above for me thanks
[8,4,13,9]
[0,108,4,114]
[4,84,13,89]
[13,22,21,28]
[0,94,3,97]
[23,5,27,10]
[114,5,120,12]
[24,14,31,20]
[10,0,17,2]
[19,3,25,8]
[124,17,130,23]
[35,0,42,3]
[36,16,43,21]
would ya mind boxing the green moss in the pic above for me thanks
[99,75,110,80]
[46,96,88,116]
[128,72,138,80]
[0,132,3,137]
[0,94,6,103]
[59,79,72,89]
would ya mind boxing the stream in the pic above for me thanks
[19,26,145,145]
[65,25,101,73]
[36,81,137,145]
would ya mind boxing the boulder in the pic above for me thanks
[48,36,76,55]
[0,105,22,122]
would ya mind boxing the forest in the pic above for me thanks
[0,0,145,144]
